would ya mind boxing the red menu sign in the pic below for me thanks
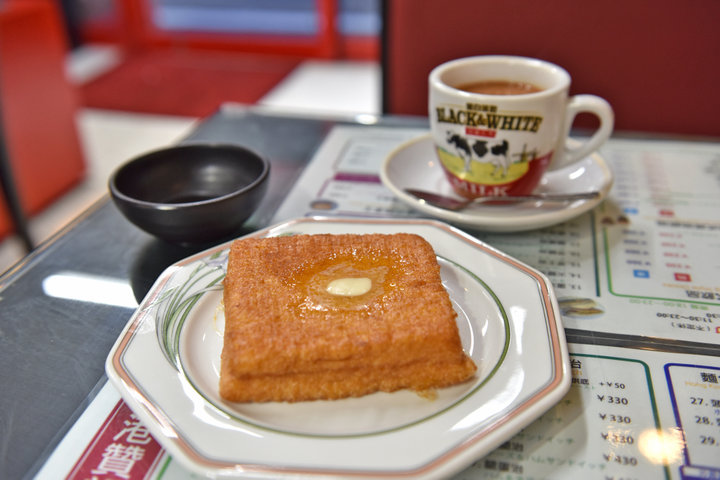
[66,401,164,479]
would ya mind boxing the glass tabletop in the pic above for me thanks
[0,107,427,479]
[4,106,719,479]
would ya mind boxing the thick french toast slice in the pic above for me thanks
[220,233,476,403]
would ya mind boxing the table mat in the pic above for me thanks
[37,127,720,479]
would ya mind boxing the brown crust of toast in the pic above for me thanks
[220,233,476,402]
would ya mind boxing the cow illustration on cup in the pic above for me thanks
[445,131,517,177]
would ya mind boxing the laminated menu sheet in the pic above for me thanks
[271,126,720,346]
[39,126,720,479]
[38,343,720,479]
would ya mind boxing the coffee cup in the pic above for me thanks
[429,55,613,198]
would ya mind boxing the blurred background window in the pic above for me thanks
[68,0,380,59]
[72,0,379,39]
[149,0,322,35]
[148,0,379,36]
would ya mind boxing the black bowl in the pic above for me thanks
[109,144,270,244]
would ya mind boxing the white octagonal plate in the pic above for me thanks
[106,217,570,479]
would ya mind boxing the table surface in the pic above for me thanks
[2,107,719,480]
[0,108,428,479]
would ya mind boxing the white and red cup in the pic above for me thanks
[429,55,614,198]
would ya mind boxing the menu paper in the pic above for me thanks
[459,344,720,480]
[272,127,720,345]
[38,344,720,479]
[40,126,720,479]
[271,127,423,220]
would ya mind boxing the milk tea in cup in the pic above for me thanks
[429,56,613,198]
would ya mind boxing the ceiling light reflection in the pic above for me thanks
[638,427,685,465]
[177,373,264,438]
[354,114,379,125]
[569,166,586,180]
[451,366,525,432]
[42,271,138,308]
[509,306,528,353]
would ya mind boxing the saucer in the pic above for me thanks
[380,134,613,232]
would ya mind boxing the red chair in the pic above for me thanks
[0,1,86,247]
[381,0,720,137]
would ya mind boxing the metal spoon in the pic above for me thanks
[404,189,600,211]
